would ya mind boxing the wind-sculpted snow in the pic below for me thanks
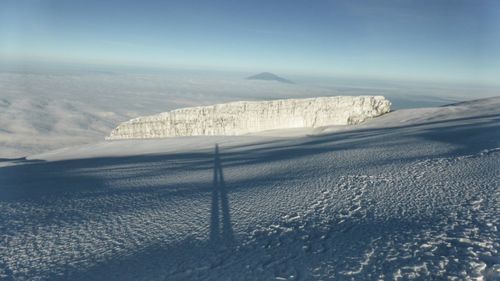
[0,97,499,280]
[106,96,391,139]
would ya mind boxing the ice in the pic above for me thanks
[106,96,391,139]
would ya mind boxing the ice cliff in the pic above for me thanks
[106,96,391,140]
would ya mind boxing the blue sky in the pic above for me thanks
[1,0,499,84]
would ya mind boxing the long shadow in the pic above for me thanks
[217,112,500,170]
[210,144,234,246]
[1,106,499,280]
[1,112,498,202]
[1,111,498,203]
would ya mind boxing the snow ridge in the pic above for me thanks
[106,96,391,140]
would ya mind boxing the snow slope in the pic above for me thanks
[0,97,499,280]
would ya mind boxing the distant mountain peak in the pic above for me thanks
[246,72,294,84]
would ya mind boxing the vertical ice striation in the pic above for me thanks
[106,96,391,139]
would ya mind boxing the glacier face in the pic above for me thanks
[106,96,391,140]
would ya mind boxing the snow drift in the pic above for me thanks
[106,96,391,139]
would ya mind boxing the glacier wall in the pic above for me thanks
[106,96,391,140]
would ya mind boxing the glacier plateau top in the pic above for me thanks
[106,96,391,140]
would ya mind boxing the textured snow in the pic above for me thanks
[107,96,391,139]
[1,96,499,280]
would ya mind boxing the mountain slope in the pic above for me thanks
[0,97,499,280]
[246,72,294,84]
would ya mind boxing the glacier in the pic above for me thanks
[106,96,391,139]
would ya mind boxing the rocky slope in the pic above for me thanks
[107,96,391,140]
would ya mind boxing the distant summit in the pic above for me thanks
[246,72,294,84]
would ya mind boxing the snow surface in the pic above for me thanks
[0,97,499,280]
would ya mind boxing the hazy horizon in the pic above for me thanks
[2,0,500,85]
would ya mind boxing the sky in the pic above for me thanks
[1,0,500,84]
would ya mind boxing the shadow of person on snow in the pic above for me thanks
[210,144,234,246]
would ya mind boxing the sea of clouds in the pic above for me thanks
[1,64,498,158]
